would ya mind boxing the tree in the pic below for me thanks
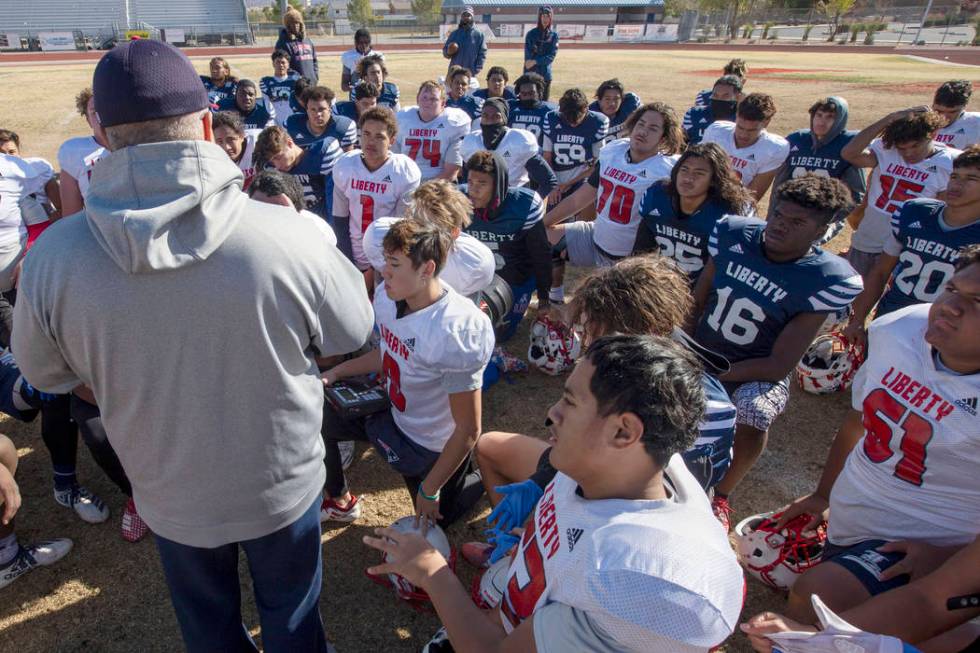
[699,0,757,40]
[818,0,857,37]
[348,0,376,26]
[412,0,443,23]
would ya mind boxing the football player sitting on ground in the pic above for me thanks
[508,72,553,148]
[331,107,421,280]
[459,97,557,196]
[320,219,493,528]
[445,66,483,127]
[365,334,744,653]
[771,244,980,631]
[690,176,864,531]
[544,102,682,284]
[247,169,338,247]
[933,80,980,151]
[57,87,108,216]
[541,88,608,208]
[702,92,790,202]
[683,74,742,146]
[0,130,62,249]
[589,78,642,144]
[465,255,737,567]
[340,28,382,93]
[353,53,399,110]
[841,107,959,278]
[394,81,471,182]
[199,56,237,105]
[632,141,756,284]
[463,150,552,340]
[695,58,748,108]
[260,50,300,128]
[843,146,980,349]
[332,80,379,127]
[255,125,343,221]
[284,85,357,152]
[289,75,313,115]
[217,81,276,132]
[473,66,516,102]
[212,111,261,189]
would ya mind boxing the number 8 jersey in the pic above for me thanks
[694,216,863,365]
[828,304,980,548]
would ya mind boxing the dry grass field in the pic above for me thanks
[0,47,975,653]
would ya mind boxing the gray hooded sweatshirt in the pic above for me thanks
[13,141,374,547]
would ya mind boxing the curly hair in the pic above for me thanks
[357,53,387,80]
[211,111,245,135]
[881,110,945,148]
[305,86,335,105]
[622,102,685,155]
[293,77,314,105]
[406,180,473,231]
[514,72,546,96]
[595,78,625,100]
[353,80,380,101]
[774,175,854,226]
[208,57,237,83]
[558,88,589,123]
[714,74,744,94]
[808,97,840,117]
[254,126,290,166]
[75,87,94,117]
[955,243,980,271]
[935,80,972,108]
[448,65,472,82]
[358,106,398,139]
[248,170,305,213]
[667,142,755,214]
[465,150,497,175]
[954,144,980,170]
[723,58,748,79]
[569,255,692,346]
[737,92,776,122]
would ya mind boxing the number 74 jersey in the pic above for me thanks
[394,106,472,181]
[828,304,980,548]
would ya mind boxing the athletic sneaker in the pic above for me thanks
[712,495,733,532]
[0,539,73,590]
[460,541,493,569]
[121,498,149,543]
[320,494,361,523]
[421,627,455,653]
[339,440,355,471]
[54,485,109,524]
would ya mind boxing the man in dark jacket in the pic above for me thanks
[275,8,318,85]
[442,6,487,78]
[523,6,559,101]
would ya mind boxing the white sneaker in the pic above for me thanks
[0,539,73,589]
[320,495,362,523]
[54,485,110,524]
[339,441,355,471]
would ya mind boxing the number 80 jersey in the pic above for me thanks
[829,304,980,548]
[694,216,863,365]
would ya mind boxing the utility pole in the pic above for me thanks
[913,0,934,46]
[281,0,290,17]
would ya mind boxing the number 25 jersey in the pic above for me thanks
[694,216,863,365]
[393,106,471,181]
[829,304,980,548]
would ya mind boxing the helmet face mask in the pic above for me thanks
[470,556,511,610]
[796,331,864,394]
[528,317,581,376]
[366,516,456,611]
[734,511,827,591]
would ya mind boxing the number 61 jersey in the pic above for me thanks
[829,304,980,548]
[694,216,863,365]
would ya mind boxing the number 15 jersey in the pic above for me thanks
[829,304,980,548]
[393,106,471,181]
[694,216,863,365]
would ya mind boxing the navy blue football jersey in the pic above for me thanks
[542,110,609,183]
[589,91,641,143]
[636,180,731,283]
[683,372,736,490]
[474,86,517,102]
[284,112,357,150]
[201,76,236,105]
[446,94,484,122]
[216,96,276,131]
[285,136,344,218]
[333,100,358,122]
[694,88,712,108]
[507,100,556,147]
[878,198,980,317]
[682,105,720,146]
[463,187,548,291]
[259,73,300,126]
[694,215,863,364]
[785,129,860,184]
[349,81,400,110]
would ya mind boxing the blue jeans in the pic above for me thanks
[154,497,328,653]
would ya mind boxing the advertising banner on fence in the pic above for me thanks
[556,24,586,41]
[498,23,524,37]
[38,32,75,51]
[612,24,645,42]
[644,23,679,42]
[163,29,185,44]
[584,25,609,41]
[441,23,495,40]
[0,33,19,49]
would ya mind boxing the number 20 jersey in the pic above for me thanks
[829,304,980,548]
[393,106,471,181]
[694,216,863,365]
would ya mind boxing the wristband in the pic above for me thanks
[418,483,440,502]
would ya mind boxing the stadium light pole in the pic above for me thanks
[913,0,934,46]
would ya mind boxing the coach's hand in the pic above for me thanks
[524,59,536,70]
[364,527,448,588]
[877,540,949,582]
[840,319,867,352]
[889,105,930,122]
[0,464,21,525]
[740,611,815,652]
[488,480,543,533]
[773,493,828,531]
[415,492,442,535]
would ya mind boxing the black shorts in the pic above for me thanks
[822,539,909,597]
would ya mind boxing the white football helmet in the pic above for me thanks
[796,332,864,395]
[528,317,581,376]
[367,516,455,610]
[734,511,826,591]
[470,556,511,610]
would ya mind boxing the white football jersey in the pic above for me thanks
[332,151,421,269]
[460,128,539,187]
[499,456,744,652]
[362,216,495,296]
[394,107,472,181]
[592,139,679,257]
[299,209,338,247]
[829,304,980,548]
[238,129,261,189]
[0,155,52,246]
[57,135,107,203]
[936,111,980,150]
[853,139,960,254]
[374,283,493,450]
[702,121,789,187]
[340,48,384,82]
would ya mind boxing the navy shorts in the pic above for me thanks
[365,410,442,480]
[822,539,910,596]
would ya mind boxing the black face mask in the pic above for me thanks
[481,123,507,149]
[710,98,737,121]
[519,98,538,110]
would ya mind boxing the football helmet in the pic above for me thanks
[796,332,864,395]
[470,556,511,610]
[366,516,456,611]
[734,511,827,591]
[478,275,515,339]
[527,317,580,376]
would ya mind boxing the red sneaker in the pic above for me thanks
[460,541,493,569]
[712,495,733,532]
[121,498,149,543]
[320,495,361,523]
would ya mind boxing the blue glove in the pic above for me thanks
[486,528,521,564]
[487,480,543,533]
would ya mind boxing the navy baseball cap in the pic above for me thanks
[93,39,209,128]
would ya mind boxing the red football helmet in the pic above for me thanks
[366,516,457,612]
[734,511,827,591]
[469,556,511,610]
[796,332,864,395]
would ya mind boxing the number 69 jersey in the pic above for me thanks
[591,138,678,258]
[393,106,472,182]
[542,109,609,185]
[373,283,494,452]
[694,216,863,365]
[829,304,980,548]
[498,457,744,651]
